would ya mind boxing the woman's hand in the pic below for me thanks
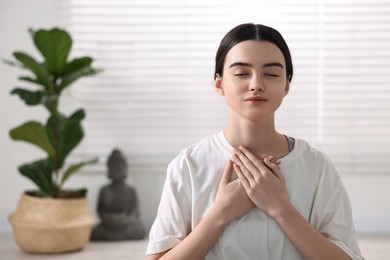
[231,146,290,219]
[148,160,255,260]
[214,159,255,224]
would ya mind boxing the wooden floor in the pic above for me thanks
[0,233,388,259]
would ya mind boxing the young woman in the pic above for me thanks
[146,23,363,260]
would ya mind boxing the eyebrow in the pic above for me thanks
[229,61,284,69]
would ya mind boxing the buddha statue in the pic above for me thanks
[91,149,146,240]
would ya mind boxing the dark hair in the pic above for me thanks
[214,23,293,83]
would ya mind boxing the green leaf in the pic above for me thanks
[60,110,86,162]
[69,109,86,121]
[2,58,23,68]
[10,88,45,105]
[63,57,93,75]
[33,28,72,76]
[13,52,53,92]
[18,158,55,197]
[19,76,42,86]
[10,121,55,156]
[60,158,98,186]
[59,66,102,90]
[46,109,86,169]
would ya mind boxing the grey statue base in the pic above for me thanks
[91,222,146,241]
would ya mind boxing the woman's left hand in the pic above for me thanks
[231,146,290,219]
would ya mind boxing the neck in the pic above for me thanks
[224,115,288,159]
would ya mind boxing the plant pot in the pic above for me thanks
[9,193,95,253]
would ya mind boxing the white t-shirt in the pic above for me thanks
[146,132,363,259]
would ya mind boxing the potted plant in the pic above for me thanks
[4,27,102,253]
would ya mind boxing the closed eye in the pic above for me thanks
[265,73,279,77]
[234,73,249,76]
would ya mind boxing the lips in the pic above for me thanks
[244,96,268,102]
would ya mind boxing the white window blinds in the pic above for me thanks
[55,0,390,175]
[321,1,390,175]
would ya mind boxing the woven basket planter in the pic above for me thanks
[9,193,95,253]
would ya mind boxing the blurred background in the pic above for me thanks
[1,0,390,236]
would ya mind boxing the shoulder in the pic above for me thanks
[165,132,230,186]
[291,138,335,167]
[284,138,341,184]
[169,132,227,167]
[297,139,343,188]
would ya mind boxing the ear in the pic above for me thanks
[283,81,290,97]
[214,74,224,96]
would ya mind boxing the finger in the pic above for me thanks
[264,157,284,181]
[237,146,272,176]
[268,155,281,166]
[235,147,262,174]
[238,146,261,166]
[232,153,255,183]
[219,159,233,187]
[233,162,251,190]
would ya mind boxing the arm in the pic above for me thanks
[146,160,254,260]
[232,146,351,260]
[147,203,231,260]
[273,202,351,260]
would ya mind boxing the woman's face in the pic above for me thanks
[215,40,289,122]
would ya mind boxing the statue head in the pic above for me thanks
[107,149,128,181]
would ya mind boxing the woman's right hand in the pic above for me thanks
[213,159,255,224]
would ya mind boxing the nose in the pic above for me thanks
[249,78,264,92]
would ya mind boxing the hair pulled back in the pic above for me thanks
[214,23,293,83]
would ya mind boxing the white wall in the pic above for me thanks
[1,0,390,235]
[0,0,57,232]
